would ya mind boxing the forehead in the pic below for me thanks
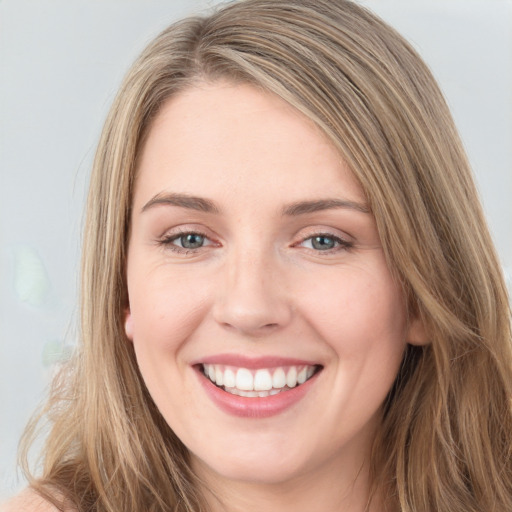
[134,81,366,212]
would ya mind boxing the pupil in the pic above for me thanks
[312,236,335,250]
[181,234,204,249]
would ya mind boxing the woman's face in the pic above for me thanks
[125,81,418,487]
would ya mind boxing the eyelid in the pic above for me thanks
[294,225,353,241]
[292,227,354,254]
[172,232,214,247]
[155,224,354,255]
[157,225,220,254]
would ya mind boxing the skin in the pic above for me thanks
[125,81,425,512]
[0,491,60,512]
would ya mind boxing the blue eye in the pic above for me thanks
[159,231,213,253]
[300,234,351,252]
[176,233,205,249]
[310,235,337,250]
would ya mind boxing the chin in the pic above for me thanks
[192,447,312,486]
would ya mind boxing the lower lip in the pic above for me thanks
[195,367,319,418]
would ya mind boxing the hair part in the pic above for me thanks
[21,1,512,511]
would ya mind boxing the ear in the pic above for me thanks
[124,308,134,342]
[407,316,429,346]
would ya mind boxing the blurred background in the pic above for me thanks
[1,0,511,500]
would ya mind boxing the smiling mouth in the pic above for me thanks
[200,363,322,398]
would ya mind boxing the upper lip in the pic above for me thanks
[191,353,322,369]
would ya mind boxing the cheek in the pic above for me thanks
[126,270,215,419]
[295,262,407,357]
[127,267,213,356]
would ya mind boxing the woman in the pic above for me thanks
[6,0,512,511]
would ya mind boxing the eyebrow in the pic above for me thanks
[282,198,370,216]
[141,192,220,214]
[141,192,370,216]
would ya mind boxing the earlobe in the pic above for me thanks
[407,316,429,346]
[124,308,134,342]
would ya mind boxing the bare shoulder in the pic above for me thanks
[1,489,68,512]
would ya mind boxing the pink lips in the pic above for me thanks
[196,354,318,368]
[193,354,321,418]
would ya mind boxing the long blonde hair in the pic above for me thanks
[22,1,512,511]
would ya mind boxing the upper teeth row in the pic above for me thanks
[202,364,316,391]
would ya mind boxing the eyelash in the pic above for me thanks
[296,233,353,254]
[158,230,214,254]
[158,230,353,255]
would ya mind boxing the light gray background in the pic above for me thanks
[1,0,511,501]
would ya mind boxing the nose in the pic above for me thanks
[212,250,292,336]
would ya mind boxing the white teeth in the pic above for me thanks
[236,368,253,391]
[215,366,223,386]
[225,387,285,398]
[286,366,297,388]
[254,369,273,391]
[272,368,286,389]
[202,363,318,394]
[224,368,236,387]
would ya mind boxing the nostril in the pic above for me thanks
[219,320,280,336]
[212,279,293,334]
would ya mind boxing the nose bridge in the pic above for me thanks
[213,239,291,335]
